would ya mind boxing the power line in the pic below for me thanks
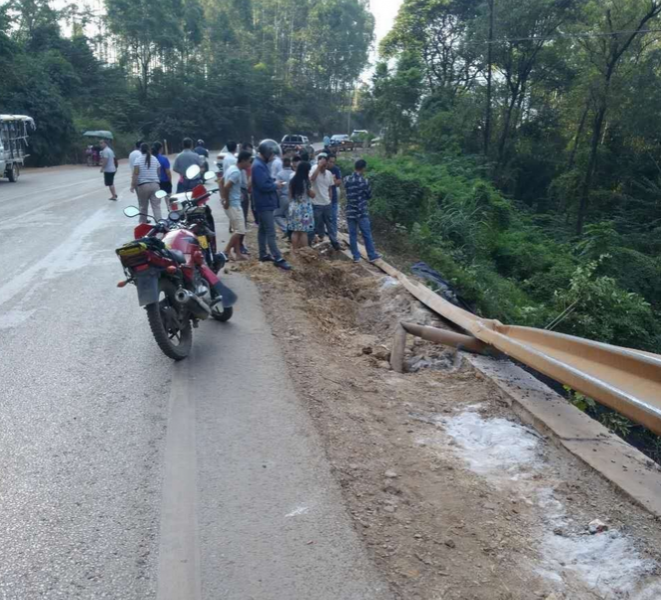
[478,27,661,45]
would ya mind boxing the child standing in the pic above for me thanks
[343,159,381,263]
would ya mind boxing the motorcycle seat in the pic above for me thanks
[168,250,186,264]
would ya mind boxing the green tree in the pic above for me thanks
[574,0,661,234]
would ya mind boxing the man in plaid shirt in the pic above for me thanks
[344,159,382,263]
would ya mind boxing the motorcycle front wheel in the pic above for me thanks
[146,280,193,360]
[212,305,233,323]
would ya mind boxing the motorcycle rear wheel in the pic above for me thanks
[146,280,192,360]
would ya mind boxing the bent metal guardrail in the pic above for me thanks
[341,234,661,437]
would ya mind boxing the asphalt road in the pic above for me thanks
[0,164,391,599]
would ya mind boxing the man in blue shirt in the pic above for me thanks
[344,159,381,263]
[252,141,292,270]
[328,154,342,239]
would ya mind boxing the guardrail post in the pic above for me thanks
[390,323,408,374]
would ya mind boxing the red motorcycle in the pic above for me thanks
[115,206,237,360]
[164,181,223,272]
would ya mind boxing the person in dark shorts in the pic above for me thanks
[152,142,172,194]
[99,139,118,200]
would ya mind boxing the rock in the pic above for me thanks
[383,505,396,513]
[553,528,566,537]
[377,361,391,370]
[545,594,561,600]
[385,470,398,479]
[362,346,373,355]
[588,519,608,534]
[444,538,456,549]
[374,346,391,361]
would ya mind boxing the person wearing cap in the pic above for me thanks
[194,139,208,158]
[310,152,341,250]
[194,139,209,172]
[251,141,292,270]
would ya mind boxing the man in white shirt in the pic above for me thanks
[128,140,142,170]
[270,152,283,178]
[222,141,238,179]
[310,153,340,250]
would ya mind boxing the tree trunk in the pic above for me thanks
[497,90,518,168]
[568,100,590,170]
[577,104,607,235]
[483,0,494,156]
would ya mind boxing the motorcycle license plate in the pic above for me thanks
[198,235,209,249]
[119,245,144,257]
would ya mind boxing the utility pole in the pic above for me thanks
[484,0,494,156]
[346,86,353,134]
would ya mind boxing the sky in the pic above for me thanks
[362,0,403,80]
[370,0,404,47]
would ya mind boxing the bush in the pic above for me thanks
[358,153,661,354]
[552,259,661,351]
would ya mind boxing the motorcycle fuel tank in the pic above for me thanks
[163,228,200,257]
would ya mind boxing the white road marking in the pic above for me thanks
[285,505,310,517]
[0,207,110,309]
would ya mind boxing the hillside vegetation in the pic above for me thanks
[0,0,374,164]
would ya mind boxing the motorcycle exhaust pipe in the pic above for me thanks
[174,288,211,320]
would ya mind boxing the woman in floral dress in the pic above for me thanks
[287,161,316,250]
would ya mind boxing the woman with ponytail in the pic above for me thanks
[131,142,162,223]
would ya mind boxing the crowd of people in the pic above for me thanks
[98,136,381,269]
[219,139,381,271]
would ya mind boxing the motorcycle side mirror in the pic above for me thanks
[169,210,181,222]
[185,164,201,180]
[155,190,168,199]
[204,171,216,181]
[124,206,141,218]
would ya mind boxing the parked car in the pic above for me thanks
[0,114,35,182]
[351,129,371,148]
[281,134,314,157]
[329,134,354,152]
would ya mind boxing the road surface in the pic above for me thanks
[0,164,391,599]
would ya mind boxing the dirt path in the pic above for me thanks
[235,243,661,600]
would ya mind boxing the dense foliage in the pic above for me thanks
[357,153,661,353]
[362,0,661,232]
[0,0,374,165]
[357,0,661,355]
